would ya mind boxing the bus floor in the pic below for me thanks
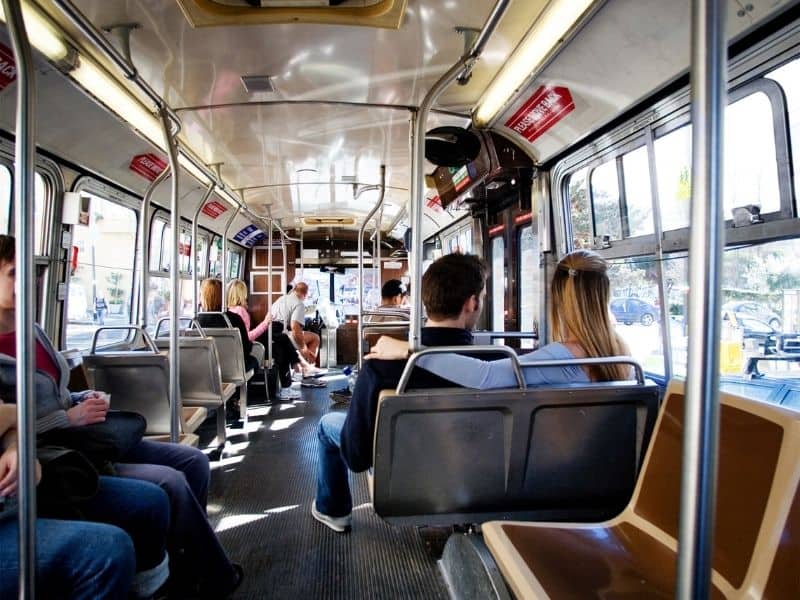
[198,372,449,599]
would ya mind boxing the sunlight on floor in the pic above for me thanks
[209,454,245,470]
[214,504,300,532]
[269,416,304,431]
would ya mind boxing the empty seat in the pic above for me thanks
[482,380,800,598]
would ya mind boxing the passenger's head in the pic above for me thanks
[199,278,222,311]
[422,253,488,329]
[0,235,14,311]
[227,279,248,308]
[550,249,630,380]
[293,282,309,300]
[380,279,406,306]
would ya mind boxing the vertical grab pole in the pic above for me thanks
[159,107,182,444]
[221,204,241,311]
[299,227,304,282]
[409,0,510,350]
[267,218,273,397]
[3,0,37,595]
[139,168,171,328]
[192,183,216,315]
[677,0,726,597]
[358,166,386,369]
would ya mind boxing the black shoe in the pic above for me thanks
[228,563,244,597]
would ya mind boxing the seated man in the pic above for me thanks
[366,279,409,323]
[312,254,489,532]
[270,282,319,364]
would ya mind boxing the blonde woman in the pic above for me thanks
[369,250,632,388]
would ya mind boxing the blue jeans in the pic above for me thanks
[116,440,237,596]
[79,475,170,573]
[316,412,352,517]
[0,517,135,600]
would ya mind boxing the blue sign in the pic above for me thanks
[233,224,257,242]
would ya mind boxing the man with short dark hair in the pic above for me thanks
[366,279,409,325]
[312,253,489,532]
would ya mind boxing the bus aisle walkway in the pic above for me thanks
[203,374,449,599]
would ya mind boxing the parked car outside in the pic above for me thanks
[722,300,782,331]
[610,297,660,326]
[721,308,778,354]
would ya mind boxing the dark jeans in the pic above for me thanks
[0,517,135,600]
[315,412,352,518]
[259,324,301,387]
[116,439,237,596]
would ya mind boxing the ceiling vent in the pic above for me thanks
[303,216,356,226]
[241,75,275,93]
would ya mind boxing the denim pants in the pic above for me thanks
[116,439,237,595]
[0,517,136,600]
[315,412,352,517]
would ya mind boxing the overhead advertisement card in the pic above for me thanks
[233,224,258,242]
[201,201,228,219]
[504,86,575,143]
[129,153,167,181]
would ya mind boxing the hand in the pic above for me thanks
[262,313,272,325]
[365,336,411,360]
[67,397,108,426]
[82,390,111,409]
[0,447,38,497]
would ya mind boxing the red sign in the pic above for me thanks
[178,242,191,256]
[504,86,575,143]
[201,200,228,219]
[0,43,17,91]
[426,195,443,213]
[488,224,505,237]
[129,153,167,181]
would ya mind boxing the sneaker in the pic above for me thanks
[291,371,303,382]
[301,378,326,388]
[303,367,328,378]
[311,501,351,533]
[278,388,301,400]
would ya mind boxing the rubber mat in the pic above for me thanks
[205,378,449,599]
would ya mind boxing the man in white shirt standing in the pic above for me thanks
[270,282,319,363]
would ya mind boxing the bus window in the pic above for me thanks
[657,91,780,231]
[34,172,47,255]
[195,234,209,277]
[621,146,654,237]
[590,159,622,242]
[767,57,800,207]
[179,229,192,273]
[147,277,194,327]
[607,257,665,376]
[66,194,137,350]
[518,224,538,349]
[228,249,242,280]
[149,218,166,272]
[491,235,505,332]
[209,236,222,278]
[566,167,591,248]
[0,165,9,234]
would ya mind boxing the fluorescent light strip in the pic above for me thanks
[474,0,595,127]
[0,2,69,62]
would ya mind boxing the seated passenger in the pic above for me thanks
[270,282,320,364]
[197,277,260,374]
[0,403,135,599]
[226,279,319,396]
[370,249,632,388]
[366,279,409,323]
[0,236,243,598]
[312,253,492,532]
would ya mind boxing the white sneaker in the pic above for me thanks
[291,371,303,382]
[278,388,300,400]
[311,501,351,533]
[303,367,327,377]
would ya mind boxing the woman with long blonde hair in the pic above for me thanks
[369,249,632,388]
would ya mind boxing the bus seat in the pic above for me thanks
[155,335,235,446]
[201,327,254,424]
[371,366,659,526]
[482,380,800,599]
[83,349,206,443]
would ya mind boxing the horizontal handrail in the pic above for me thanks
[154,317,206,339]
[90,325,158,354]
[361,310,410,321]
[397,345,524,393]
[473,330,539,340]
[516,356,646,386]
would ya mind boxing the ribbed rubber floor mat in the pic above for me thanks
[206,377,449,599]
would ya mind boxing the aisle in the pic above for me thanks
[204,374,449,599]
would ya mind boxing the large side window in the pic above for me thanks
[491,235,505,332]
[518,224,538,349]
[66,194,137,349]
[767,56,800,208]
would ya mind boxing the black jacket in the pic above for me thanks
[340,327,481,473]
